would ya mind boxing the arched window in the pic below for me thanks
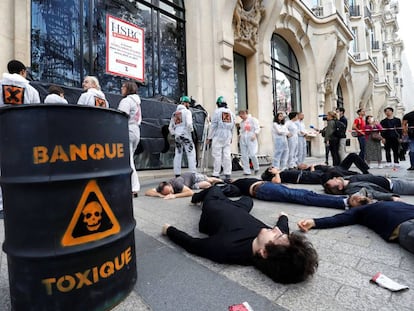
[337,84,344,108]
[270,34,301,114]
[31,0,186,99]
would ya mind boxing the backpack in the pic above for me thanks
[334,120,346,138]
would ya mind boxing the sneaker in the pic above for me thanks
[385,163,392,168]
[377,164,383,169]
[393,163,400,168]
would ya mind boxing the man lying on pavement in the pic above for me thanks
[297,201,414,254]
[162,186,319,284]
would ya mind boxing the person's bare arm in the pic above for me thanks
[145,188,164,198]
[176,185,193,198]
[270,167,281,184]
[164,185,194,199]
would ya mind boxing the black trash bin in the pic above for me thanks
[0,105,137,311]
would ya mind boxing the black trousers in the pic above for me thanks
[384,138,400,164]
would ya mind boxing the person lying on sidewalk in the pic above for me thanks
[297,201,414,254]
[145,172,222,199]
[162,186,319,284]
[218,178,371,209]
[261,152,370,185]
[323,175,411,201]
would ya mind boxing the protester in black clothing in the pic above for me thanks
[261,152,370,184]
[380,107,402,168]
[163,186,318,283]
[336,107,348,161]
[298,201,414,254]
[325,111,341,166]
[403,110,414,170]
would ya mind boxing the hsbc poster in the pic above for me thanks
[106,15,144,82]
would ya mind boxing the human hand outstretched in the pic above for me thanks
[297,219,315,232]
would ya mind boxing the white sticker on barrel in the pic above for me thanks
[61,179,120,246]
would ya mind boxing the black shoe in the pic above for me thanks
[407,167,414,171]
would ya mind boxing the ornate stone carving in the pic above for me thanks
[233,0,265,48]
[324,56,336,94]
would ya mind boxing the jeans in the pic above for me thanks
[255,183,345,209]
[399,219,414,253]
[391,178,414,195]
[357,136,366,160]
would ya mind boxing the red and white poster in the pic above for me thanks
[106,15,144,82]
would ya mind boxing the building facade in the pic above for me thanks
[0,0,404,158]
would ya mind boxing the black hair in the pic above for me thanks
[384,107,393,113]
[336,107,345,113]
[288,112,298,120]
[7,60,26,74]
[261,167,275,181]
[322,178,344,195]
[273,112,285,125]
[252,232,319,284]
[156,181,170,193]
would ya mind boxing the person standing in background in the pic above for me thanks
[402,109,414,170]
[352,108,366,161]
[272,112,289,170]
[44,85,68,104]
[364,115,383,169]
[207,96,236,181]
[285,112,299,169]
[296,112,308,166]
[324,111,341,166]
[77,75,108,108]
[0,59,40,106]
[0,59,41,219]
[336,107,348,161]
[169,96,197,177]
[118,81,142,197]
[238,110,260,175]
[380,107,402,168]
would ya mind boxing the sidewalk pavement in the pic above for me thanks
[1,156,414,310]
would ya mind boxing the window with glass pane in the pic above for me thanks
[31,0,186,99]
[233,53,247,113]
[271,34,301,114]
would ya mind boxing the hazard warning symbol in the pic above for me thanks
[61,179,121,246]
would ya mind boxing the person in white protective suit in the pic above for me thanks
[285,112,299,169]
[207,96,236,181]
[296,112,308,166]
[0,60,41,219]
[238,110,260,175]
[0,59,40,106]
[77,75,109,108]
[118,81,142,197]
[169,95,197,177]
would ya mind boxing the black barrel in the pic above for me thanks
[0,105,137,310]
